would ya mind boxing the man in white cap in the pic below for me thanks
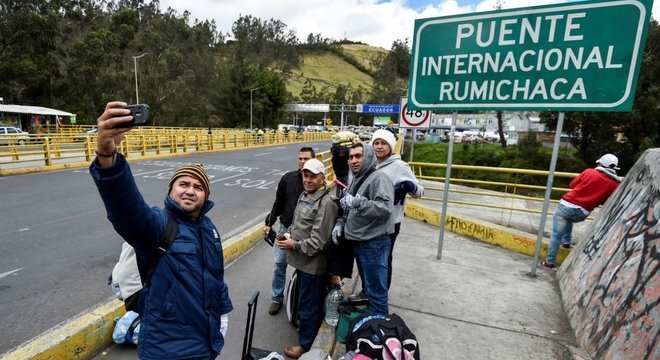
[542,153,622,269]
[276,158,338,359]
[371,129,424,289]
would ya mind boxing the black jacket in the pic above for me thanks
[266,169,304,229]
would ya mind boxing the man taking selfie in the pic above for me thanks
[90,101,232,360]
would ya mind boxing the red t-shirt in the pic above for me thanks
[562,168,620,212]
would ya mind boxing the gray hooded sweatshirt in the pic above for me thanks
[340,143,394,241]
[377,154,424,223]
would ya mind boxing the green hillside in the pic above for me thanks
[286,44,387,98]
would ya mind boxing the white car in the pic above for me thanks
[0,126,30,145]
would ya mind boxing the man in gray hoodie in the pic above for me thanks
[372,129,424,289]
[332,142,394,315]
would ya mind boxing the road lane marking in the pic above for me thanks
[210,173,243,183]
[0,268,23,279]
[254,152,272,156]
[133,168,174,176]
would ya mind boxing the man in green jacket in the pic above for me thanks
[275,158,338,359]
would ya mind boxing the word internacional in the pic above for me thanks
[408,0,654,111]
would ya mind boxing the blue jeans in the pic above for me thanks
[353,235,391,315]
[546,203,588,264]
[271,225,288,304]
[296,271,326,350]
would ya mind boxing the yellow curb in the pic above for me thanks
[1,299,124,360]
[0,225,266,360]
[404,201,569,264]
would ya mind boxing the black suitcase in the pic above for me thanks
[241,290,276,360]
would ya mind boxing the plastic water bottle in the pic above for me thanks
[325,285,343,326]
[112,311,140,345]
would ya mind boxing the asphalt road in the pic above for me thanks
[0,141,329,353]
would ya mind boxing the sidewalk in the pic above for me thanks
[7,182,578,360]
[354,215,576,359]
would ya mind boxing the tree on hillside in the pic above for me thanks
[370,39,410,103]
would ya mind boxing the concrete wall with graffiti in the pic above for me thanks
[558,148,659,360]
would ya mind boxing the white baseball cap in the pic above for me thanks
[302,158,325,175]
[596,153,620,170]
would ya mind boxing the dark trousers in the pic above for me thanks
[387,222,401,289]
[296,271,326,350]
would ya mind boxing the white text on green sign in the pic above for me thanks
[408,0,653,111]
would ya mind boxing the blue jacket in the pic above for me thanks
[90,155,233,360]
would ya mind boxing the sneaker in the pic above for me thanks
[268,303,282,315]
[347,291,368,302]
[542,260,556,269]
[561,243,572,249]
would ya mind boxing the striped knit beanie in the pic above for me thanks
[168,164,210,200]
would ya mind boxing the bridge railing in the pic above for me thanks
[0,128,331,174]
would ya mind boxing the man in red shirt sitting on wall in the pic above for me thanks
[542,154,622,269]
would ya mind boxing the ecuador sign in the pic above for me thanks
[408,0,654,112]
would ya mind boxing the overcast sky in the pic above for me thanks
[157,0,659,49]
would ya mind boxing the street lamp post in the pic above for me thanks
[133,53,149,103]
[249,87,260,133]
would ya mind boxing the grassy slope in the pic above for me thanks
[286,44,386,98]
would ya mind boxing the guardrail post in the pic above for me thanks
[223,134,227,149]
[43,137,52,166]
[121,140,128,158]
[171,135,177,154]
[207,134,213,150]
[234,134,239,148]
[183,135,189,153]
[83,137,92,162]
[10,144,19,161]
[156,135,161,155]
[141,135,146,156]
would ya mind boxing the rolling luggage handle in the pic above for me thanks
[241,290,274,360]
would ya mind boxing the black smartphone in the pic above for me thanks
[115,104,150,128]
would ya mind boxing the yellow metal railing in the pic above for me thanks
[406,161,596,223]
[0,127,331,173]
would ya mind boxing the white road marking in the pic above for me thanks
[133,168,174,176]
[0,268,23,280]
[19,228,29,232]
[254,152,272,156]
[210,173,244,183]
[274,147,286,150]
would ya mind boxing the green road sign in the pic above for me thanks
[408,0,654,112]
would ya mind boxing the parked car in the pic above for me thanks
[73,128,98,142]
[0,126,31,145]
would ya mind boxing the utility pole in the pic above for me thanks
[133,53,149,103]
[250,87,261,133]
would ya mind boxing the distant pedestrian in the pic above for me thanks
[542,154,622,269]
[276,159,338,359]
[332,142,394,314]
[263,147,315,315]
[372,129,424,289]
[90,101,232,360]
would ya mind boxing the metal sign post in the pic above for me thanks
[530,112,565,276]
[407,0,653,268]
[409,129,416,162]
[437,111,457,260]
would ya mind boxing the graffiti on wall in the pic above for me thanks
[564,151,659,360]
[445,216,496,242]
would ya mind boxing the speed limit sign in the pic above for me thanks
[398,97,431,128]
